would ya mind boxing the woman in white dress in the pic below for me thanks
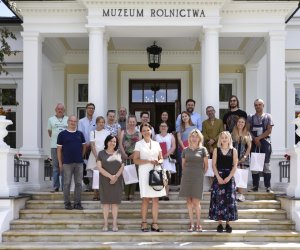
[133,123,166,232]
[155,121,176,200]
[86,116,110,200]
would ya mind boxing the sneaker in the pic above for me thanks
[217,224,223,233]
[64,203,72,210]
[248,187,258,192]
[237,193,245,202]
[225,224,232,233]
[73,203,84,210]
[266,187,274,193]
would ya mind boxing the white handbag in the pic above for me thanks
[123,164,138,185]
[234,168,249,188]
[205,159,214,177]
[250,148,265,172]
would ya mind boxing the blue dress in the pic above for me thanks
[209,148,238,221]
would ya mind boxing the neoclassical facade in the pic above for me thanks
[1,0,300,189]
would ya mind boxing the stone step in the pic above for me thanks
[1,241,300,250]
[25,199,281,210]
[3,230,300,243]
[10,218,295,231]
[18,208,287,220]
[24,191,277,201]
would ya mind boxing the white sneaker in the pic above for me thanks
[237,193,245,202]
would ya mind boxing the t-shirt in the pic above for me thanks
[90,129,110,151]
[47,115,68,148]
[247,113,274,138]
[223,109,247,132]
[57,130,86,164]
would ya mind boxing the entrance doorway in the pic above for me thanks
[129,79,181,128]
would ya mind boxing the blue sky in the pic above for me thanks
[0,1,15,17]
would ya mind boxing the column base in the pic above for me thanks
[287,147,300,198]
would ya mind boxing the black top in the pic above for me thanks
[223,109,247,133]
[216,148,233,171]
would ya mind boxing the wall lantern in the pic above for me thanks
[146,42,162,71]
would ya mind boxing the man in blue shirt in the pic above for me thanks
[57,115,86,210]
[176,99,202,132]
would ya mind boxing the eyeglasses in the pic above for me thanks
[87,107,95,110]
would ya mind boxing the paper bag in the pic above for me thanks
[250,152,265,171]
[123,164,138,185]
[234,168,249,188]
[92,170,99,189]
[205,159,214,177]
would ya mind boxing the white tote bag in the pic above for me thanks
[92,170,99,190]
[123,164,139,185]
[250,149,265,172]
[205,159,214,177]
[234,168,249,188]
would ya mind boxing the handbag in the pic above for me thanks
[204,159,214,177]
[123,163,138,185]
[250,147,265,172]
[234,168,249,188]
[149,164,168,191]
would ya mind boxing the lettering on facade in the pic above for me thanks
[102,9,205,18]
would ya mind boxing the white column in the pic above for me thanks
[266,31,286,154]
[20,32,43,154]
[245,63,259,113]
[201,27,220,118]
[52,63,65,105]
[191,64,202,116]
[87,26,106,117]
[103,34,109,111]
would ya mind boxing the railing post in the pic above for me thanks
[287,147,300,197]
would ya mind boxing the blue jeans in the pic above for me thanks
[63,163,83,206]
[51,148,63,190]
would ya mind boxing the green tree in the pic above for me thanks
[0,27,18,75]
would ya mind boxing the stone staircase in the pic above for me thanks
[1,191,300,249]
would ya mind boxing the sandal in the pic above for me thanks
[141,221,149,232]
[187,224,195,232]
[151,223,162,232]
[195,225,202,232]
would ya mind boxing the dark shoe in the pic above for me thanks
[248,187,258,192]
[151,223,162,232]
[73,204,84,210]
[225,224,232,233]
[141,222,149,232]
[266,187,274,193]
[65,203,72,210]
[163,196,170,201]
[50,188,59,193]
[159,197,163,201]
[217,224,223,233]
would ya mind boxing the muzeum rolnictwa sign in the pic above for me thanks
[101,8,206,18]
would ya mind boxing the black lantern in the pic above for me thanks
[147,42,162,71]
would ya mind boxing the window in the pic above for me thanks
[0,87,17,148]
[75,83,88,119]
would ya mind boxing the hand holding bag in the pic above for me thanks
[149,164,168,191]
[250,147,265,172]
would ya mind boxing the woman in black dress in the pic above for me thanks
[209,131,238,233]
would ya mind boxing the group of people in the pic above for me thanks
[47,95,273,233]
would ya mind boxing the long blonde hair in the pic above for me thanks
[217,131,233,149]
[231,117,251,144]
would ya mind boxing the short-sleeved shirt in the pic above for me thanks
[247,113,274,138]
[105,123,121,137]
[57,130,86,164]
[78,117,96,144]
[176,112,202,132]
[47,115,68,148]
[223,109,247,132]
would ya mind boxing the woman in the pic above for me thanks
[86,116,110,200]
[179,129,208,232]
[133,123,166,232]
[97,135,124,232]
[231,117,252,202]
[155,111,175,134]
[209,131,238,233]
[155,122,176,200]
[119,115,140,201]
[177,111,196,180]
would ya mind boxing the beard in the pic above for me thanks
[187,107,194,113]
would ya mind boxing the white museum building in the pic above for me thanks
[1,0,300,221]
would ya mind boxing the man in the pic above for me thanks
[47,103,68,192]
[78,103,96,154]
[223,95,247,133]
[105,110,121,137]
[118,107,127,130]
[202,106,224,157]
[57,115,86,210]
[248,99,274,192]
[175,99,202,132]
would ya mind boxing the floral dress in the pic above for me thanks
[209,148,238,221]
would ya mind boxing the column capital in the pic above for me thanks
[21,31,44,43]
[266,30,286,42]
[245,63,259,71]
[52,63,65,71]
